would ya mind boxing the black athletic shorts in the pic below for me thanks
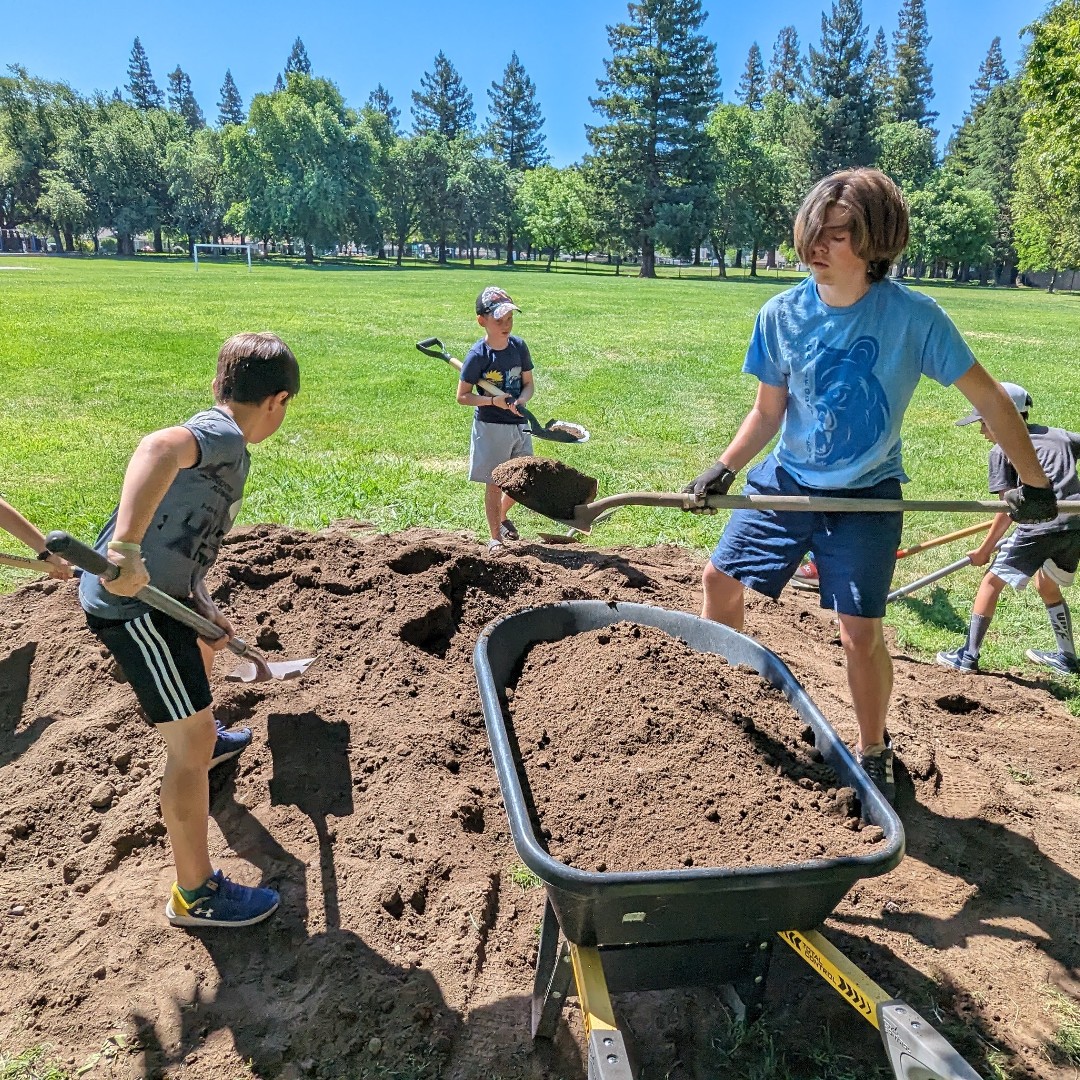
[86,608,212,724]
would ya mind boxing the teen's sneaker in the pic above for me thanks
[210,723,253,769]
[790,560,820,592]
[856,746,896,805]
[498,519,520,542]
[936,647,979,674]
[1025,649,1080,677]
[166,870,279,928]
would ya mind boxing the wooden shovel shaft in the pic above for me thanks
[563,492,1080,533]
[895,519,995,560]
[0,551,50,573]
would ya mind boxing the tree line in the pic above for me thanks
[1,0,1078,285]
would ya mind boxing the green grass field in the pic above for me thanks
[3,254,1079,693]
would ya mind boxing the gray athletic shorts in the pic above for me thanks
[468,417,533,483]
[991,529,1080,590]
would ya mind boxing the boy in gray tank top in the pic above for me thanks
[80,332,299,929]
[937,383,1080,678]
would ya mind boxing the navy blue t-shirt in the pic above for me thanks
[459,335,533,426]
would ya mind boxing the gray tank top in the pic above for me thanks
[79,407,250,620]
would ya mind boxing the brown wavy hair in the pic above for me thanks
[213,332,300,404]
[794,169,910,284]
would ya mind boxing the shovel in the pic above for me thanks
[415,337,590,444]
[497,459,1080,534]
[887,539,1007,603]
[45,531,317,683]
[0,551,56,574]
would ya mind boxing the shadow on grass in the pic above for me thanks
[889,585,968,635]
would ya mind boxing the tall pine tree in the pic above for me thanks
[167,66,205,131]
[411,52,475,139]
[486,53,547,169]
[867,27,891,118]
[970,37,1007,108]
[805,0,876,177]
[738,43,766,109]
[273,74,285,93]
[768,26,803,98]
[285,38,312,76]
[586,0,720,277]
[127,38,163,110]
[217,70,245,127]
[890,0,936,130]
[367,85,401,136]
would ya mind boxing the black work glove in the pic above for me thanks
[683,460,737,499]
[1003,483,1057,524]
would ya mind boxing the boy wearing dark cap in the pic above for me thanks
[938,382,1080,677]
[457,286,534,551]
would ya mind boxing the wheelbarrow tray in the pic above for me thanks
[474,600,905,949]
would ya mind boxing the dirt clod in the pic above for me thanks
[490,456,598,521]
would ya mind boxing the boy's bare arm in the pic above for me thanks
[717,382,788,473]
[0,496,50,554]
[104,427,199,597]
[954,366,1050,488]
[515,369,534,406]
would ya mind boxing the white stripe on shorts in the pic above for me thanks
[124,613,196,721]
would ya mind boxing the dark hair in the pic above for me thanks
[794,168,910,284]
[213,332,300,404]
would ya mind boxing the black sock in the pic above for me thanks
[965,613,991,657]
[1046,602,1076,658]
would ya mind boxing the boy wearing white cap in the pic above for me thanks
[457,286,535,551]
[938,382,1080,677]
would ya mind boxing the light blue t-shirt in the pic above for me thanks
[744,276,976,489]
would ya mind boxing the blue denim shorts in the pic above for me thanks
[710,458,904,618]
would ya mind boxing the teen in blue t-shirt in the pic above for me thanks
[684,168,1058,805]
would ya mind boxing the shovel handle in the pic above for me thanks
[44,531,256,661]
[0,551,52,573]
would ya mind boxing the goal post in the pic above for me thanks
[193,243,254,272]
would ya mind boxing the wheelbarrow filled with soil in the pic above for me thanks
[474,601,982,1080]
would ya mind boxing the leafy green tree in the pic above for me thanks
[1012,139,1080,290]
[373,134,425,264]
[167,66,205,131]
[889,0,936,130]
[586,0,720,277]
[412,52,474,139]
[874,119,935,191]
[805,0,876,177]
[36,92,99,250]
[447,141,511,267]
[223,74,375,262]
[517,165,593,268]
[737,43,766,109]
[410,133,458,263]
[166,125,226,251]
[285,38,312,76]
[366,85,400,136]
[1020,0,1080,197]
[970,37,1007,109]
[217,70,244,127]
[907,172,996,279]
[126,38,163,110]
[768,26,804,99]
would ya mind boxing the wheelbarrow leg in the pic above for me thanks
[532,898,572,1040]
[568,944,635,1080]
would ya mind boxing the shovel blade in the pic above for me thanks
[226,656,318,683]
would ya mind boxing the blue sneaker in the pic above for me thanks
[1025,649,1080,677]
[210,723,252,768]
[936,647,979,673]
[166,870,279,928]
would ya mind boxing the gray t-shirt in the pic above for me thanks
[80,407,250,620]
[988,423,1080,536]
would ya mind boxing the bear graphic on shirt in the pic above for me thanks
[808,335,890,468]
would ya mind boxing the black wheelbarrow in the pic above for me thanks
[473,600,982,1080]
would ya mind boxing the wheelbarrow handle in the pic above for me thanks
[44,531,257,662]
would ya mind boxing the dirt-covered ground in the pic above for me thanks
[1,524,1077,1079]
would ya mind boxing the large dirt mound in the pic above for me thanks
[1,524,1077,1080]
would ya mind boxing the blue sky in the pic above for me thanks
[7,1,1044,166]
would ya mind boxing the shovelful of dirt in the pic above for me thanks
[490,456,598,522]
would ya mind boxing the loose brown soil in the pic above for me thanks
[491,457,598,521]
[1,523,1078,1080]
[512,622,874,872]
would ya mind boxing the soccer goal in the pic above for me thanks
[193,242,254,272]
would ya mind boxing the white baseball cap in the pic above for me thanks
[955,382,1032,426]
